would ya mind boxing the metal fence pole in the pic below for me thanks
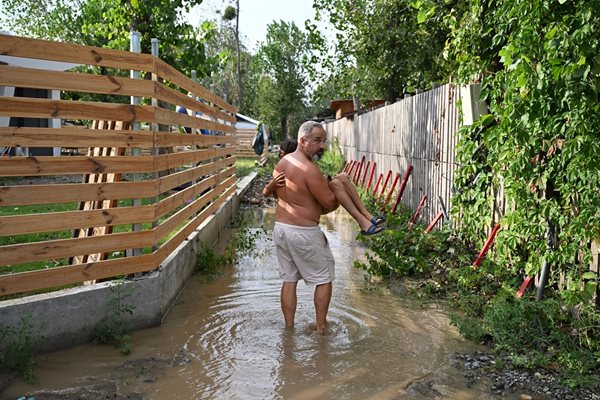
[129,30,142,257]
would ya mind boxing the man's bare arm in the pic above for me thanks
[305,164,339,213]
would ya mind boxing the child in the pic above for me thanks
[263,138,384,235]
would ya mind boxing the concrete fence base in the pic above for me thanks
[0,173,257,354]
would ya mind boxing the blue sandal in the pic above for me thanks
[361,223,384,236]
[371,215,385,225]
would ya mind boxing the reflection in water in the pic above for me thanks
[4,208,514,400]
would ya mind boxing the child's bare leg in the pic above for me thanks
[328,178,373,231]
[333,174,375,222]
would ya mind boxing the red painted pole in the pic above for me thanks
[383,173,400,209]
[379,170,392,197]
[516,276,533,299]
[366,162,377,192]
[353,156,365,184]
[391,165,413,214]
[361,161,370,187]
[342,161,351,174]
[472,223,501,267]
[410,195,427,224]
[373,173,383,194]
[347,160,357,177]
[424,211,444,234]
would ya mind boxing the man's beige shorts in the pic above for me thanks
[273,222,335,285]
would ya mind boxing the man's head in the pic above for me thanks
[298,121,326,161]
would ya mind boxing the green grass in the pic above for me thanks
[235,157,260,178]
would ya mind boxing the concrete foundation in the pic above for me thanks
[0,173,257,353]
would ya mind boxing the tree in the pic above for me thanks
[447,0,600,300]
[309,0,460,102]
[0,0,217,78]
[255,21,310,141]
[220,1,243,109]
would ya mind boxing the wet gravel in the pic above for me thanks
[454,351,599,400]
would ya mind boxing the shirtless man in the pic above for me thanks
[272,121,340,334]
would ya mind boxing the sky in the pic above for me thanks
[186,0,318,52]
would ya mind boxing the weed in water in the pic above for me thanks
[0,315,36,382]
[93,278,135,355]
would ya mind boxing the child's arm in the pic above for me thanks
[262,171,286,198]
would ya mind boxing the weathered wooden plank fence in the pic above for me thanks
[0,34,238,297]
[324,84,461,225]
[324,83,598,287]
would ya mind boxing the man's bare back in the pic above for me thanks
[273,129,339,226]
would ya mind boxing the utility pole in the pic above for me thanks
[236,0,243,110]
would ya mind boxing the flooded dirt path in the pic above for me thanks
[3,208,521,400]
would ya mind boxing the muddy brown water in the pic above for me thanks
[3,208,523,400]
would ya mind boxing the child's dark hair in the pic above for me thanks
[280,138,298,155]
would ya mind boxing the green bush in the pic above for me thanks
[194,214,261,276]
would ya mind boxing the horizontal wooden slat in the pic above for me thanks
[0,181,156,206]
[156,183,237,260]
[0,253,158,296]
[155,166,236,217]
[0,126,154,148]
[156,158,235,194]
[0,126,235,148]
[0,230,155,266]
[154,83,236,124]
[0,148,233,176]
[154,107,235,134]
[0,97,154,123]
[153,148,233,172]
[0,65,154,98]
[0,205,154,236]
[153,58,236,115]
[0,154,154,176]
[0,34,154,70]
[0,97,235,134]
[155,177,235,240]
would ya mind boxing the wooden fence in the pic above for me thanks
[234,127,268,165]
[324,84,461,225]
[324,84,599,290]
[0,34,238,297]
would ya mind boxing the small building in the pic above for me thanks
[234,113,268,159]
[329,98,386,120]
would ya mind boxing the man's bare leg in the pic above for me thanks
[281,281,298,328]
[314,282,332,334]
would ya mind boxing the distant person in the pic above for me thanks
[264,138,384,235]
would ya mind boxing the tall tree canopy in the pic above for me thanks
[0,0,217,78]
[255,21,311,140]
[309,0,461,102]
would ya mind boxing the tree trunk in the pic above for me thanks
[280,117,287,141]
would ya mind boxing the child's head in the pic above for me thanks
[279,138,298,159]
